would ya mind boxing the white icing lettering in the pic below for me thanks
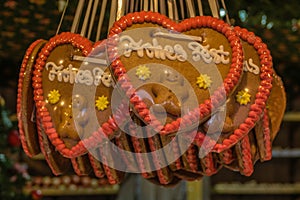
[188,43,230,64]
[188,42,212,63]
[45,62,113,87]
[120,35,143,57]
[153,31,230,63]
[243,58,260,75]
[46,62,64,81]
[93,67,104,86]
[174,44,187,62]
[120,35,188,62]
[152,38,162,59]
[75,70,93,86]
[209,45,230,64]
[164,45,175,60]
[119,34,230,64]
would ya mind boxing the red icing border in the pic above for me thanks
[88,153,106,178]
[71,158,83,175]
[108,11,244,136]
[240,135,254,176]
[32,32,121,158]
[114,135,137,172]
[212,26,273,152]
[99,147,122,185]
[220,148,234,165]
[147,135,170,184]
[202,152,217,176]
[217,109,272,174]
[170,136,182,170]
[36,117,63,175]
[185,145,198,172]
[262,108,272,161]
[129,122,155,179]
[17,39,44,157]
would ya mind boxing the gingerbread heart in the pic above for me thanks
[249,73,285,163]
[17,39,47,157]
[203,27,283,177]
[18,39,90,176]
[108,11,244,136]
[200,26,274,153]
[32,32,125,159]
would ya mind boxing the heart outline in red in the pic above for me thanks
[32,32,125,158]
[107,11,244,142]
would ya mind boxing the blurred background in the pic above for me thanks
[0,0,299,199]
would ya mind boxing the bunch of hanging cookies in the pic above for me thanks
[17,0,286,186]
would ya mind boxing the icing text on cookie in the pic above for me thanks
[243,58,260,75]
[120,35,187,62]
[188,42,229,64]
[45,62,113,87]
[120,35,230,64]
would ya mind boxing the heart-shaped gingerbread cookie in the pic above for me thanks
[203,27,283,176]
[32,32,122,159]
[197,26,274,154]
[108,11,244,136]
[17,39,46,157]
[30,32,127,181]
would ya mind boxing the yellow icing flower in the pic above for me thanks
[196,74,212,89]
[236,89,251,105]
[95,95,109,111]
[136,65,151,80]
[48,89,61,104]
